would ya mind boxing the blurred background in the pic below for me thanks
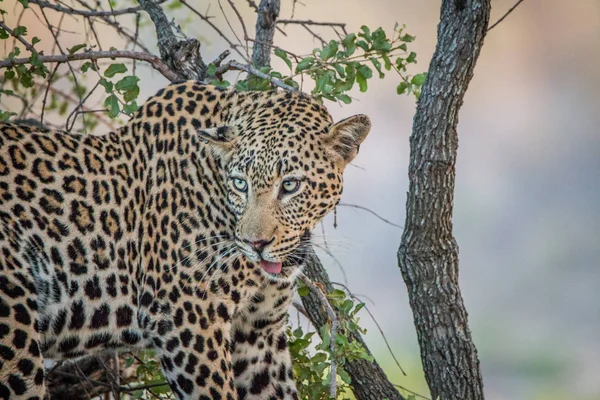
[3,0,600,399]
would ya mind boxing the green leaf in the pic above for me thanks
[104,63,127,78]
[295,57,314,73]
[336,93,351,104]
[370,58,384,78]
[104,94,120,117]
[58,101,68,115]
[81,61,96,72]
[0,29,8,39]
[274,48,292,71]
[4,70,15,80]
[13,26,27,36]
[0,110,17,121]
[359,25,371,41]
[406,51,417,64]
[411,73,426,86]
[17,0,28,7]
[234,80,249,91]
[356,40,369,52]
[382,54,392,71]
[400,33,415,43]
[206,63,217,76]
[297,286,309,297]
[31,36,40,45]
[99,78,113,93]
[342,33,356,52]
[332,63,345,78]
[115,75,140,101]
[123,101,139,115]
[320,41,338,61]
[68,43,86,55]
[357,64,373,79]
[338,368,352,384]
[396,81,408,95]
[328,289,346,301]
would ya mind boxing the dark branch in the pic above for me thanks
[0,50,179,81]
[217,60,297,91]
[488,0,526,31]
[27,0,166,18]
[179,0,248,61]
[277,19,346,28]
[136,0,178,61]
[0,21,36,52]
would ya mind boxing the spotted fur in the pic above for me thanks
[0,81,371,399]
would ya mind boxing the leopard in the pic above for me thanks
[0,80,371,399]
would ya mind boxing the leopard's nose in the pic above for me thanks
[244,237,274,253]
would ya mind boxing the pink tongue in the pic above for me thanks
[259,260,283,274]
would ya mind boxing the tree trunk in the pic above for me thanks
[397,1,490,400]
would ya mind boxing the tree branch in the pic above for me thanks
[0,50,179,81]
[136,0,177,61]
[217,60,297,91]
[251,0,280,67]
[397,0,490,399]
[26,0,166,18]
[178,0,248,61]
[487,0,525,31]
[0,21,35,53]
[136,0,207,80]
[277,19,346,29]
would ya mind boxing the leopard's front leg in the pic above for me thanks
[231,280,298,400]
[153,297,238,400]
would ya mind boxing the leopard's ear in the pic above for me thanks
[322,115,371,168]
[197,126,238,158]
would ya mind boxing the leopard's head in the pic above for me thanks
[198,94,371,279]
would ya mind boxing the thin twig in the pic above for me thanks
[179,0,248,61]
[334,282,407,376]
[218,60,297,91]
[297,272,338,399]
[277,19,346,28]
[66,79,101,131]
[38,6,89,131]
[393,384,431,400]
[488,0,525,31]
[27,0,167,18]
[217,0,247,59]
[40,63,60,125]
[0,50,179,81]
[292,301,310,319]
[337,202,402,229]
[0,21,36,53]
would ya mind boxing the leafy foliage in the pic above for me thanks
[207,24,425,104]
[289,283,374,399]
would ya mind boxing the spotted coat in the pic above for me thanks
[0,81,371,399]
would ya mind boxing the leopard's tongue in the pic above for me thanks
[259,260,282,274]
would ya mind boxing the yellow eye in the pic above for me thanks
[232,178,248,192]
[282,180,301,194]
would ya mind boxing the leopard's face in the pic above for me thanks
[198,112,371,279]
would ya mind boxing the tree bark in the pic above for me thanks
[397,1,490,400]
[301,251,405,400]
[251,0,280,68]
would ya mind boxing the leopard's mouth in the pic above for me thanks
[235,230,311,276]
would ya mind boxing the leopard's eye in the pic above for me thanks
[232,178,248,193]
[281,180,301,194]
